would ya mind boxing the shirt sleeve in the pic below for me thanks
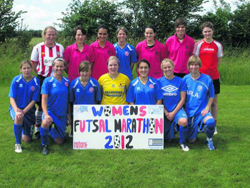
[8,78,17,98]
[69,81,75,103]
[131,46,137,63]
[95,80,102,102]
[155,83,163,101]
[63,46,71,62]
[208,79,215,98]
[30,45,39,62]
[41,79,49,95]
[33,77,40,102]
[126,82,134,103]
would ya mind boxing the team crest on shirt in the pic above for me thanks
[197,85,202,91]
[107,50,111,55]
[185,45,189,49]
[19,84,23,88]
[89,87,94,92]
[155,51,159,56]
[149,84,154,89]
[125,51,129,56]
[65,82,68,87]
[118,84,123,88]
[30,86,35,91]
[85,56,89,60]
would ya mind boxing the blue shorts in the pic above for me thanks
[187,112,213,141]
[42,111,67,140]
[164,108,187,140]
[9,106,35,138]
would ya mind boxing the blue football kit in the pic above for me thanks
[69,77,101,104]
[114,43,137,80]
[126,77,163,104]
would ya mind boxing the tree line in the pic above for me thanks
[1,0,250,48]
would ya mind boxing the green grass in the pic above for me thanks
[0,85,249,187]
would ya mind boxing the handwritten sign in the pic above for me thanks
[73,105,164,149]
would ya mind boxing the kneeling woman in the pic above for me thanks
[158,59,188,151]
[69,61,101,135]
[126,59,163,104]
[98,56,130,105]
[9,60,40,153]
[183,55,216,150]
[40,58,69,155]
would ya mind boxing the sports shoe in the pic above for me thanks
[15,144,22,153]
[42,145,49,155]
[180,144,189,152]
[214,127,218,135]
[207,138,215,150]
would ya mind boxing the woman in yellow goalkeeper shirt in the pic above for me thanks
[98,56,130,104]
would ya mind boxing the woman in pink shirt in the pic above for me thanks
[90,25,116,80]
[165,18,195,78]
[136,26,166,79]
[63,26,94,82]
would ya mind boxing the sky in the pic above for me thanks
[13,0,237,31]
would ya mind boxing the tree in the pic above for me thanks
[0,0,25,42]
[60,0,127,41]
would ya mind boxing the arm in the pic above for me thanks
[166,91,186,121]
[129,102,135,105]
[31,61,38,75]
[217,57,222,67]
[156,100,162,105]
[201,97,214,116]
[130,63,134,71]
[23,101,36,114]
[10,98,24,120]
[41,94,53,122]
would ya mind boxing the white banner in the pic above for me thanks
[73,105,164,150]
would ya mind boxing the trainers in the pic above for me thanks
[207,138,215,150]
[180,144,189,152]
[15,144,22,153]
[214,127,218,135]
[34,131,40,139]
[42,145,49,155]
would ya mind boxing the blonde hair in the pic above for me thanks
[107,56,120,66]
[188,55,202,69]
[42,26,57,39]
[79,61,91,73]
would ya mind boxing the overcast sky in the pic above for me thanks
[13,0,237,31]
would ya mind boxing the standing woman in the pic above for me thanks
[183,55,216,150]
[69,61,101,135]
[158,59,189,151]
[193,21,223,134]
[31,26,64,138]
[126,59,163,105]
[9,60,40,153]
[90,25,116,80]
[98,56,130,105]
[165,18,195,78]
[136,26,166,79]
[40,58,69,155]
[64,26,94,82]
[114,26,137,80]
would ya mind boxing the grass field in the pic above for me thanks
[0,85,249,187]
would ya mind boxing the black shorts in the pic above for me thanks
[174,72,187,78]
[213,79,220,95]
[37,75,46,107]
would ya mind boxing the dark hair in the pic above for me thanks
[20,60,32,69]
[79,61,91,73]
[137,59,151,69]
[97,25,109,34]
[201,21,214,31]
[174,18,187,28]
[145,25,156,33]
[74,26,86,37]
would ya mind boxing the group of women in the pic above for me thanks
[9,18,223,154]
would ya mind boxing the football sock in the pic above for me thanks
[206,118,215,139]
[40,127,49,146]
[179,125,188,144]
[35,110,43,130]
[14,123,23,144]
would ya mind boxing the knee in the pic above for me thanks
[206,118,215,130]
[42,120,52,129]
[178,118,188,127]
[55,138,64,144]
[22,135,31,142]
